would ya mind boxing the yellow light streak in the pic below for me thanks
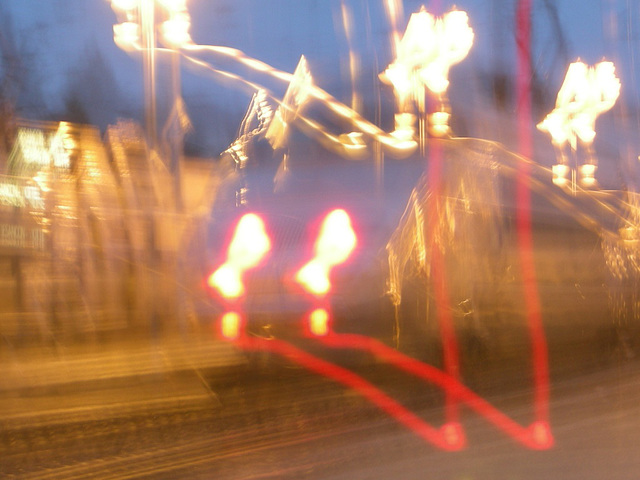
[181,45,417,158]
[208,264,244,299]
[221,311,243,340]
[383,0,404,58]
[340,0,362,113]
[429,111,451,137]
[296,260,331,297]
[309,308,330,336]
[228,214,271,270]
[266,56,313,151]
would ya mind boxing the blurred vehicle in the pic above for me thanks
[203,124,407,361]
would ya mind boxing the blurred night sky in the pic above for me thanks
[3,0,638,159]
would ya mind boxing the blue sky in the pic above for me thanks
[4,0,638,156]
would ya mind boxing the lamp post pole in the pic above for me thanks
[141,0,158,150]
[110,0,192,209]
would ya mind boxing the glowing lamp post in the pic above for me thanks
[537,61,620,190]
[109,0,192,50]
[380,7,474,143]
[108,0,192,208]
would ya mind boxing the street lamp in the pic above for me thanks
[109,0,192,209]
[109,0,193,140]
[380,7,474,147]
[537,60,621,191]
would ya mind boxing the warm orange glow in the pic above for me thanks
[309,308,330,336]
[380,62,413,107]
[208,213,271,299]
[381,7,474,107]
[429,111,451,137]
[383,0,404,57]
[538,61,621,150]
[160,13,192,47]
[266,56,313,151]
[296,209,357,297]
[551,164,570,187]
[416,10,474,95]
[182,44,418,158]
[221,311,244,340]
[113,22,140,51]
[579,163,597,187]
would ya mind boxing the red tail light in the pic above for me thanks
[208,213,271,299]
[296,209,357,296]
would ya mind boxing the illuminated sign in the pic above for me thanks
[0,183,45,210]
[9,127,72,173]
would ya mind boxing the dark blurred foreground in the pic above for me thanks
[1,119,640,478]
[2,215,640,479]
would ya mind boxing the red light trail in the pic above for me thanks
[211,199,553,450]
[516,0,551,425]
[215,311,553,450]
[220,321,465,451]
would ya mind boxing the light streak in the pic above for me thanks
[113,22,140,51]
[381,7,474,102]
[380,7,473,142]
[265,56,314,151]
[220,311,244,340]
[221,330,465,451]
[516,0,550,426]
[160,12,192,47]
[314,330,553,450]
[339,0,362,113]
[216,309,553,450]
[0,181,45,210]
[426,137,461,427]
[180,44,417,158]
[8,127,73,174]
[382,0,404,59]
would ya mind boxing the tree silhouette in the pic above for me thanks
[56,42,123,131]
[0,10,46,167]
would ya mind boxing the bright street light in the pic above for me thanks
[108,0,192,208]
[380,7,474,143]
[538,60,621,190]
